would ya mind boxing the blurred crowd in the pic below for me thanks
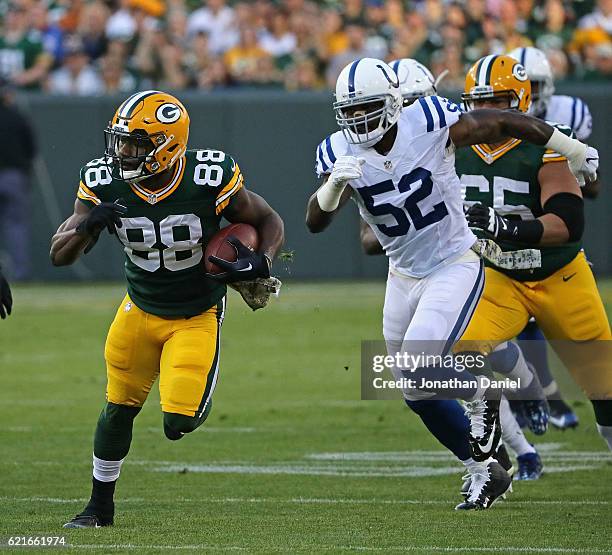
[0,0,610,95]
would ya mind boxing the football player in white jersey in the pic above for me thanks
[361,58,540,486]
[508,46,598,430]
[306,57,598,510]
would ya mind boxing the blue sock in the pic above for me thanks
[489,341,520,374]
[405,399,471,461]
[518,322,555,390]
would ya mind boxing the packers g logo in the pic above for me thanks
[512,63,528,82]
[156,103,181,123]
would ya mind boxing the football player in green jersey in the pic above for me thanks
[51,90,284,528]
[457,57,612,461]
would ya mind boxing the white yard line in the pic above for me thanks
[67,544,612,553]
[2,496,609,506]
[149,462,603,477]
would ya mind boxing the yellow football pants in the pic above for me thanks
[104,294,225,416]
[460,252,612,399]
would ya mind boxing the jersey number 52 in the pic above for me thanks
[357,168,448,236]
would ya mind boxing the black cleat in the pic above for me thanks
[455,460,512,511]
[63,513,113,528]
[522,399,549,435]
[520,364,549,435]
[461,443,514,499]
[465,387,502,462]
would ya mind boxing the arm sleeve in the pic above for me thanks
[315,132,348,179]
[215,155,244,215]
[76,164,102,208]
[315,136,335,178]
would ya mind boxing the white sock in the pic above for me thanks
[596,424,612,451]
[93,455,124,482]
[543,380,559,397]
[500,396,536,457]
[462,456,494,470]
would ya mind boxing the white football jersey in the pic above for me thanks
[315,95,476,278]
[544,95,592,141]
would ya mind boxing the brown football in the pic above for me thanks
[204,223,259,274]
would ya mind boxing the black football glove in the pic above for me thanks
[206,236,271,284]
[466,203,517,241]
[76,199,127,237]
[0,268,12,319]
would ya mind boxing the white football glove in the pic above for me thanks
[577,145,599,183]
[546,129,598,184]
[317,156,365,212]
[329,156,365,188]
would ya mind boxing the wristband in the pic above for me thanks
[507,218,544,244]
[316,179,346,212]
[545,128,585,163]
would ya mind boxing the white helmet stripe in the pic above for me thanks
[477,55,496,86]
[118,90,163,119]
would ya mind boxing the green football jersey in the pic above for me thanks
[456,125,581,281]
[77,149,244,317]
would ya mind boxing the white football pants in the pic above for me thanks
[382,249,484,400]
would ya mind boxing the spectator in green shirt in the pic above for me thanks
[0,4,53,90]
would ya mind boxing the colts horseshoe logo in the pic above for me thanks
[156,103,182,123]
[376,64,399,88]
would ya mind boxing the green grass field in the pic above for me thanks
[1,281,611,554]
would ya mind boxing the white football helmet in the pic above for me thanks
[334,57,402,147]
[508,47,555,116]
[389,58,436,105]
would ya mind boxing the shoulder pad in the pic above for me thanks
[79,157,114,190]
[315,131,348,178]
[187,149,243,214]
[407,95,462,135]
[77,157,114,206]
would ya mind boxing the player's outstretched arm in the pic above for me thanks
[449,110,598,183]
[50,199,127,266]
[222,188,284,265]
[450,109,551,147]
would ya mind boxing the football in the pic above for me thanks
[204,223,259,274]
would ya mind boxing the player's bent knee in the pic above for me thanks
[100,402,141,429]
[163,412,201,439]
